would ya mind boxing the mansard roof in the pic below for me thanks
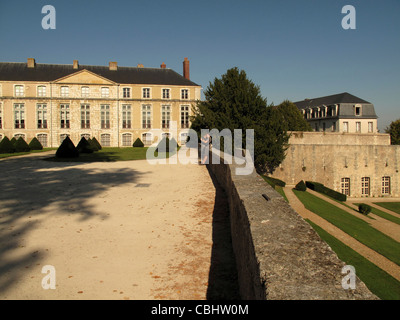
[0,62,200,86]
[294,92,372,109]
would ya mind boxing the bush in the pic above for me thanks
[156,137,178,153]
[10,137,17,147]
[29,137,43,150]
[265,176,286,188]
[0,136,15,154]
[14,137,31,152]
[358,203,372,215]
[133,138,144,148]
[91,137,102,150]
[76,137,94,154]
[306,181,347,201]
[56,136,79,158]
[295,180,307,191]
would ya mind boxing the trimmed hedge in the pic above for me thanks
[133,138,144,148]
[0,136,16,154]
[306,181,347,201]
[10,137,17,147]
[358,204,372,215]
[56,136,79,158]
[77,137,94,154]
[91,137,102,150]
[265,176,286,188]
[14,137,31,152]
[29,137,43,150]
[295,180,307,191]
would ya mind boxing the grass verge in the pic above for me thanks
[373,202,400,215]
[307,219,400,300]
[293,189,400,266]
[354,203,400,226]
[0,148,57,159]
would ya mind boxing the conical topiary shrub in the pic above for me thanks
[87,138,99,152]
[132,138,144,148]
[10,137,17,147]
[91,137,102,150]
[0,136,15,154]
[295,180,307,191]
[76,137,94,154]
[14,137,31,152]
[29,137,43,150]
[56,136,79,158]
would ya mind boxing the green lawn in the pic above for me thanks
[373,202,400,215]
[307,220,400,300]
[44,147,177,162]
[0,148,57,159]
[260,175,288,202]
[293,189,400,266]
[354,203,400,226]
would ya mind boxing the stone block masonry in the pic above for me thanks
[207,152,377,300]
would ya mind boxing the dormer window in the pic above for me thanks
[355,104,362,116]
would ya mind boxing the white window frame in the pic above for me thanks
[343,121,349,133]
[60,86,69,97]
[101,104,110,129]
[181,88,189,100]
[14,103,25,129]
[382,177,391,195]
[142,87,151,99]
[122,133,132,147]
[14,85,24,97]
[81,86,90,98]
[60,104,70,129]
[122,104,131,129]
[368,122,373,133]
[122,87,131,98]
[37,85,47,97]
[142,132,153,144]
[37,104,48,129]
[142,104,152,129]
[162,88,171,99]
[180,105,190,129]
[101,87,110,98]
[356,122,361,133]
[101,134,111,147]
[161,105,171,129]
[341,177,350,196]
[37,133,48,147]
[361,177,370,196]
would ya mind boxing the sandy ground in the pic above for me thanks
[0,151,216,300]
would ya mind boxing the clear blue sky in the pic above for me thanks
[0,0,399,131]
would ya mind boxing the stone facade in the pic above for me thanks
[0,58,201,147]
[271,131,400,198]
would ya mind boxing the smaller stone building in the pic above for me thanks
[294,92,378,134]
[272,131,400,198]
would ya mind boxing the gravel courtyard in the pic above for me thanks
[0,151,220,299]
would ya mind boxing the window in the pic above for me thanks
[161,105,171,129]
[361,177,370,196]
[60,104,70,129]
[14,104,25,129]
[142,88,150,99]
[60,86,69,97]
[181,105,189,128]
[368,122,373,133]
[101,105,110,129]
[60,134,70,144]
[15,85,24,97]
[341,178,350,196]
[81,104,90,129]
[37,86,46,97]
[356,122,361,133]
[101,134,111,147]
[142,105,151,129]
[180,132,188,144]
[332,122,336,132]
[14,134,25,140]
[37,104,48,129]
[382,177,391,195]
[81,133,91,140]
[123,88,131,98]
[142,133,152,144]
[101,87,110,98]
[181,89,189,100]
[162,89,170,99]
[122,105,131,129]
[343,122,349,133]
[355,105,361,116]
[81,86,90,98]
[122,133,132,146]
[37,134,48,147]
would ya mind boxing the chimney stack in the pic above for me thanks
[27,58,36,68]
[183,57,190,80]
[137,64,144,68]
[160,62,166,69]
[73,60,79,69]
[109,61,118,71]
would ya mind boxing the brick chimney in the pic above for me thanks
[109,61,118,71]
[73,60,79,69]
[27,58,36,68]
[183,57,190,80]
[160,62,166,69]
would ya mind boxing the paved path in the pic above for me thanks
[284,187,400,282]
[0,152,216,299]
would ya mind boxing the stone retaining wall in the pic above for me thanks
[207,156,378,300]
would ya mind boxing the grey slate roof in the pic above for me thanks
[294,92,372,109]
[0,62,200,86]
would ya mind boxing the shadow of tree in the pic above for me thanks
[0,153,143,296]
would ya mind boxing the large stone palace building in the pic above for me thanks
[0,57,201,147]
